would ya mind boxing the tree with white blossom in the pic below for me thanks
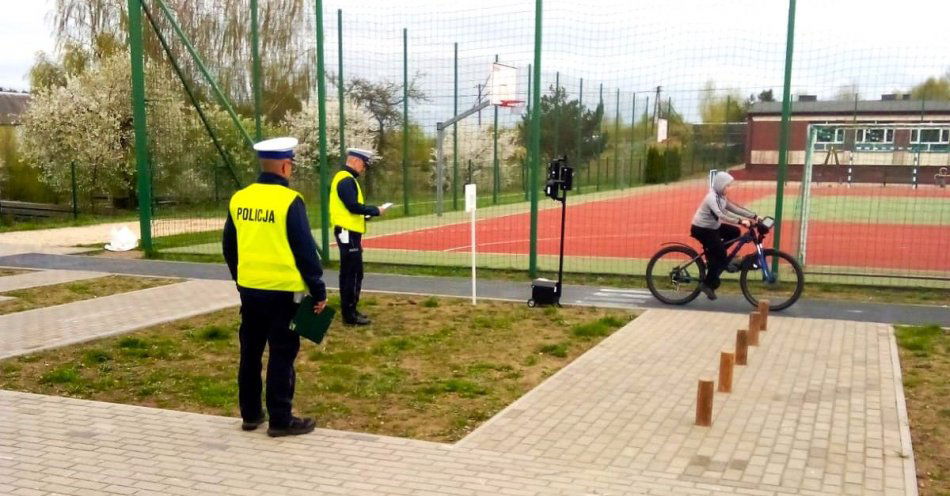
[431,125,525,193]
[20,52,189,207]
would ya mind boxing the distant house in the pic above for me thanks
[740,96,950,185]
[0,91,31,126]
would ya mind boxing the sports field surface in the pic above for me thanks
[362,180,949,280]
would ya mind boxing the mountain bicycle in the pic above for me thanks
[645,217,804,311]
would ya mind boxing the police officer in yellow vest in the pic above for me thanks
[223,137,326,437]
[331,148,388,325]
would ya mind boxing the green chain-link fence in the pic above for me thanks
[126,0,949,288]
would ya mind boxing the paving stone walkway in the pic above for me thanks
[0,269,105,293]
[0,279,237,360]
[0,309,917,495]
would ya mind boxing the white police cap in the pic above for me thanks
[346,147,375,164]
[253,137,298,159]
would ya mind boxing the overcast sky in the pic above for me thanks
[0,0,54,90]
[1,0,947,122]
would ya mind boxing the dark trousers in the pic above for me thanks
[238,288,300,428]
[334,227,364,319]
[690,224,740,290]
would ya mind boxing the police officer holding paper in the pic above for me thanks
[330,148,388,326]
[222,137,326,437]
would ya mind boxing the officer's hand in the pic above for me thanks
[313,299,327,314]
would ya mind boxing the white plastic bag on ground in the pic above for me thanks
[104,226,138,252]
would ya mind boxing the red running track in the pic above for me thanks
[365,183,950,272]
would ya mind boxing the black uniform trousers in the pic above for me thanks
[237,288,300,428]
[690,223,740,290]
[334,227,364,319]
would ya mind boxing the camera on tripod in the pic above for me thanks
[544,156,574,202]
[529,156,574,307]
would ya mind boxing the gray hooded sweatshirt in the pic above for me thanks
[691,172,755,229]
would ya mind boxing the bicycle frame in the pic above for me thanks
[680,226,776,284]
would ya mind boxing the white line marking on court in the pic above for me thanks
[592,291,650,299]
[597,288,652,295]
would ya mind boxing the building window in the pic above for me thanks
[856,128,894,144]
[816,127,844,144]
[911,128,950,144]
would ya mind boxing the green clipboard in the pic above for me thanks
[291,295,335,344]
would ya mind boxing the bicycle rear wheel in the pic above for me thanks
[646,245,706,305]
[739,249,804,311]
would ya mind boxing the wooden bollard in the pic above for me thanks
[758,300,770,330]
[748,312,760,346]
[696,378,714,426]
[736,329,749,365]
[718,351,735,393]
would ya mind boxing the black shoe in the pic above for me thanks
[267,417,316,437]
[241,416,266,431]
[343,314,371,326]
[355,310,369,319]
[699,284,718,301]
[725,257,741,273]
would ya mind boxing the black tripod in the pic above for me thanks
[528,157,573,307]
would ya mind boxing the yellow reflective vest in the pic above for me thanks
[329,170,367,233]
[228,183,306,292]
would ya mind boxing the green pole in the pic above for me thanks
[528,0,542,277]
[70,161,78,219]
[597,157,604,191]
[315,0,330,260]
[453,42,459,210]
[337,9,345,162]
[523,63,531,201]
[630,94,636,185]
[128,0,151,253]
[402,28,410,216]
[250,0,263,141]
[155,0,254,148]
[772,0,797,268]
[553,71,560,156]
[576,78,583,194]
[615,88,620,189]
[493,54,500,204]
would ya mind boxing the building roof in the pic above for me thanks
[748,99,950,116]
[0,92,31,125]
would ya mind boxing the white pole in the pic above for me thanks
[464,183,477,305]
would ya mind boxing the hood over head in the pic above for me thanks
[711,171,734,194]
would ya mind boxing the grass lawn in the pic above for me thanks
[0,212,139,233]
[747,195,950,226]
[0,275,180,315]
[895,325,950,496]
[0,293,634,442]
[0,268,31,277]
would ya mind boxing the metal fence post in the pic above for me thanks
[576,78,583,194]
[615,88,620,189]
[337,9,345,162]
[250,0,263,141]
[453,42,459,210]
[128,0,152,253]
[493,54,500,204]
[528,0,542,277]
[772,0,797,266]
[70,161,78,219]
[402,28,410,215]
[315,0,331,260]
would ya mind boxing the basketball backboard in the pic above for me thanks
[489,62,521,107]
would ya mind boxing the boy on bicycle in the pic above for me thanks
[690,171,757,300]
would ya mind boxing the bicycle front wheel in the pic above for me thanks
[646,245,706,305]
[739,249,804,311]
